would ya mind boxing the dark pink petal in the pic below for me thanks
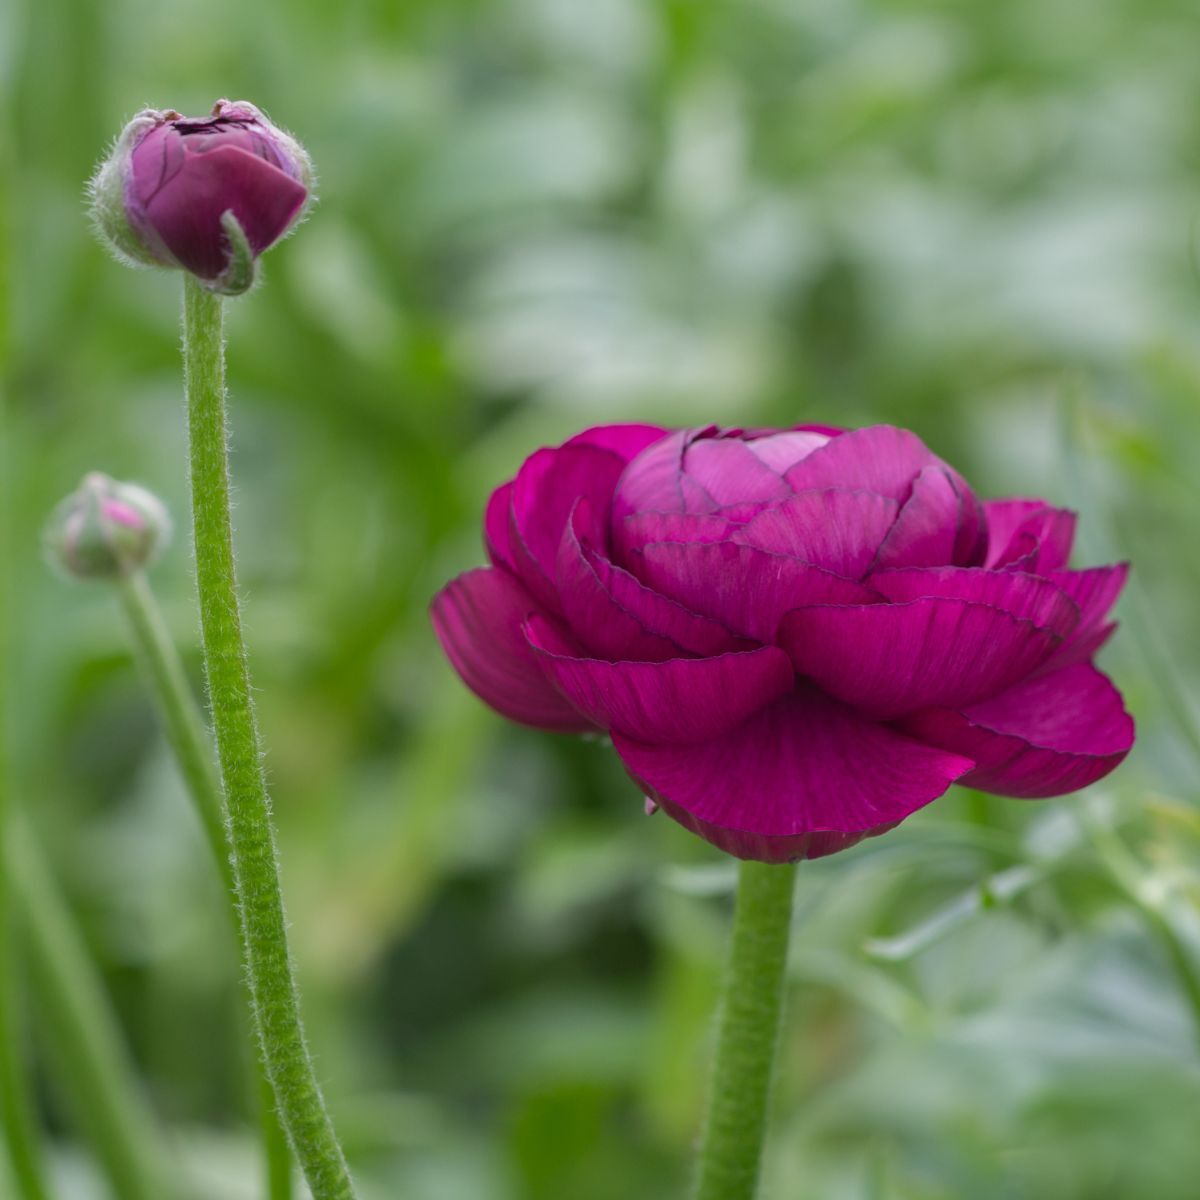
[742,430,832,474]
[509,441,630,607]
[430,568,594,732]
[484,481,517,571]
[1048,564,1128,639]
[566,423,669,460]
[733,489,899,577]
[614,685,975,862]
[984,499,1077,572]
[783,424,950,500]
[142,146,307,279]
[780,597,1064,718]
[901,664,1133,798]
[525,615,793,743]
[634,540,879,643]
[872,467,988,571]
[982,498,1047,562]
[1035,564,1128,671]
[868,567,1080,639]
[556,507,745,660]
[613,509,742,566]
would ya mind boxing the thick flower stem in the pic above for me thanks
[692,860,797,1200]
[181,275,357,1200]
[115,569,293,1200]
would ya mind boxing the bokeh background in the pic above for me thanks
[4,0,1200,1196]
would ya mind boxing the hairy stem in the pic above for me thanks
[116,569,293,1199]
[692,860,797,1200]
[181,275,356,1200]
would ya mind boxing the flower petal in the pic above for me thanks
[633,540,879,643]
[868,567,1080,638]
[611,427,718,523]
[1037,564,1128,671]
[484,481,516,571]
[984,499,1077,572]
[742,430,832,473]
[900,664,1134,798]
[680,436,796,508]
[872,466,988,571]
[613,509,742,567]
[614,685,975,862]
[567,423,668,460]
[733,489,899,577]
[509,441,630,607]
[556,505,746,660]
[779,597,1064,718]
[1048,564,1128,639]
[431,568,593,731]
[525,615,793,743]
[144,145,308,279]
[783,424,956,500]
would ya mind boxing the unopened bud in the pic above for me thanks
[45,473,171,581]
[89,99,313,296]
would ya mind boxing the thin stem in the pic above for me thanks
[0,88,51,1199]
[115,569,293,1200]
[8,814,171,1200]
[692,860,797,1200]
[181,274,356,1200]
[116,571,231,891]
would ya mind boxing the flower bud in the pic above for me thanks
[89,99,313,296]
[45,473,171,581]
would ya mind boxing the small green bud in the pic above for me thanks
[45,472,171,581]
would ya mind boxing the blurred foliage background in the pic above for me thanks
[4,0,1200,1196]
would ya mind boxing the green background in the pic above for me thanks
[5,0,1200,1196]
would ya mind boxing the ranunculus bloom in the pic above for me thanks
[90,100,311,293]
[432,424,1134,862]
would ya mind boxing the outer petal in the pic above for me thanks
[431,568,594,732]
[1048,564,1128,640]
[868,567,1080,639]
[614,685,975,862]
[984,499,1077,572]
[780,597,1064,718]
[1038,564,1128,671]
[872,467,988,571]
[509,441,630,607]
[567,423,668,460]
[900,664,1134,798]
[484,481,517,571]
[525,616,793,743]
[142,145,307,279]
[732,489,899,577]
[556,506,746,660]
[633,540,879,643]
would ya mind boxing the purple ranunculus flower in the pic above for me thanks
[90,100,312,294]
[431,424,1134,863]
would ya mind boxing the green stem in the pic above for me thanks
[692,860,797,1200]
[8,814,170,1200]
[115,569,293,1200]
[116,571,231,892]
[181,275,356,1200]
